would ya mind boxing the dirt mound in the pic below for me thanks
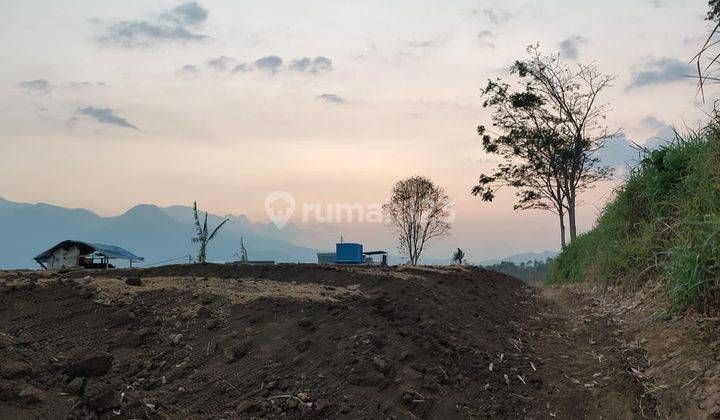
[2,264,674,419]
[0,264,545,418]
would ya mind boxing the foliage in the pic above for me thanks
[472,45,614,248]
[191,201,229,264]
[708,0,720,22]
[452,248,465,265]
[384,176,452,265]
[694,1,720,100]
[484,259,552,283]
[547,123,720,313]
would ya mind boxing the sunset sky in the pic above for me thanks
[0,0,714,261]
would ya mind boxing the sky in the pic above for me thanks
[0,0,715,261]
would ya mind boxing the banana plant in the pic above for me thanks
[192,201,229,264]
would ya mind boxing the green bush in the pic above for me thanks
[546,123,720,312]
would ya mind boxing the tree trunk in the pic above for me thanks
[567,194,577,241]
[558,210,567,250]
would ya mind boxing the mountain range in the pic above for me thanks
[0,197,558,269]
[0,197,319,269]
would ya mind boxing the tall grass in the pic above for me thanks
[546,122,720,312]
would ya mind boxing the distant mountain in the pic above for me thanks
[0,198,318,269]
[479,250,557,267]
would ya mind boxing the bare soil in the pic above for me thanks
[0,264,714,419]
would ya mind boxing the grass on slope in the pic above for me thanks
[546,122,720,313]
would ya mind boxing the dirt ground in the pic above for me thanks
[0,264,716,419]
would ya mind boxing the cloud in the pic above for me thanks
[175,64,200,79]
[407,39,441,49]
[317,94,345,104]
[627,57,691,90]
[66,81,108,89]
[177,54,334,78]
[254,55,283,74]
[289,56,333,73]
[473,7,515,24]
[231,63,252,74]
[205,56,239,73]
[640,115,666,130]
[99,2,209,48]
[77,106,138,129]
[100,21,207,47]
[160,2,208,26]
[19,79,54,93]
[558,35,585,59]
[477,30,496,48]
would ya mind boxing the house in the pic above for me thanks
[34,240,144,270]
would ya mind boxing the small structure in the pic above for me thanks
[316,252,336,264]
[336,243,364,264]
[316,242,388,266]
[34,240,144,270]
[364,250,388,266]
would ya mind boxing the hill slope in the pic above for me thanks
[547,123,720,312]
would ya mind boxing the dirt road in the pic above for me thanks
[0,265,693,419]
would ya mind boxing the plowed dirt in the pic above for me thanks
[0,264,662,419]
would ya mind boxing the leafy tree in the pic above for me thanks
[384,176,452,265]
[472,45,614,248]
[191,201,228,264]
[708,0,720,21]
[485,258,553,283]
[452,248,465,265]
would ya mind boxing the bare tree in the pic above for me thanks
[192,201,228,264]
[473,45,615,247]
[384,176,452,265]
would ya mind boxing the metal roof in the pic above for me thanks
[34,240,144,263]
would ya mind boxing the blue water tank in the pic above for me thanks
[335,243,363,264]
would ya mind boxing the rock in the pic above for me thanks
[347,284,360,292]
[205,319,221,330]
[197,293,215,304]
[108,309,137,327]
[83,381,118,413]
[113,329,147,348]
[297,318,313,328]
[0,382,15,400]
[196,307,212,319]
[17,384,43,404]
[295,339,313,353]
[66,377,86,396]
[315,398,333,414]
[170,334,183,345]
[373,356,391,374]
[223,343,248,363]
[125,277,142,286]
[64,352,114,377]
[0,361,31,379]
